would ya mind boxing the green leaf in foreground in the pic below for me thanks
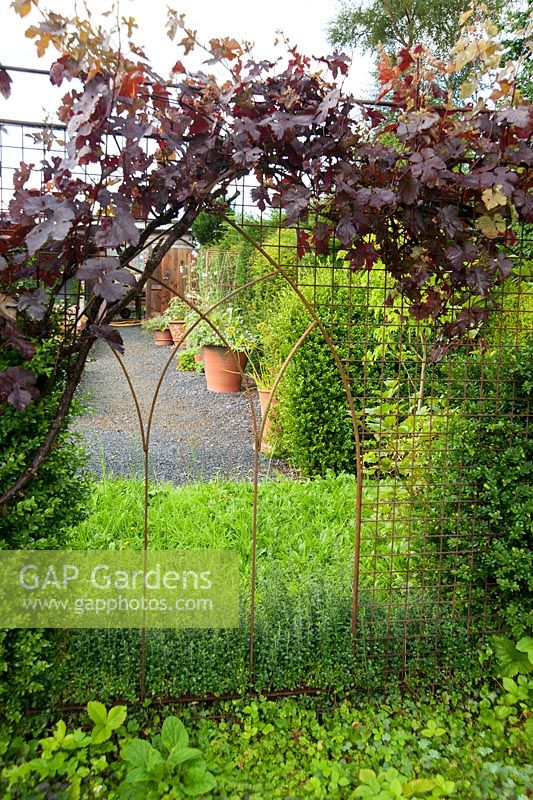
[87,701,127,744]
[493,636,533,677]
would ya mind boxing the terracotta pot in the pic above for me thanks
[194,352,203,364]
[257,388,278,452]
[202,346,247,392]
[153,329,173,346]
[168,321,187,349]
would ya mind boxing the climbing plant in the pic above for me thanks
[0,1,530,503]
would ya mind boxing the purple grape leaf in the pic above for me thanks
[437,207,465,238]
[490,253,515,279]
[250,185,271,212]
[465,265,492,296]
[280,185,312,224]
[410,149,447,185]
[445,243,477,269]
[76,257,120,281]
[336,217,357,247]
[25,202,76,256]
[348,241,380,270]
[317,53,350,78]
[94,198,140,247]
[311,222,332,256]
[297,230,312,260]
[367,188,396,210]
[0,68,12,99]
[397,112,439,139]
[77,257,137,302]
[87,323,125,354]
[314,88,341,123]
[1,322,36,360]
[232,146,263,169]
[0,366,39,410]
[18,288,49,320]
[398,171,419,205]
[505,141,533,166]
[495,107,532,128]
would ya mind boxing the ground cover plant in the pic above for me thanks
[1,638,531,798]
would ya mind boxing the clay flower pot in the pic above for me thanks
[202,346,247,392]
[153,329,173,346]
[168,321,187,349]
[257,388,278,452]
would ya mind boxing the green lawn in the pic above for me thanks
[68,473,415,592]
[42,475,479,703]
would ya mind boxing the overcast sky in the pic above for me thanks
[1,0,374,123]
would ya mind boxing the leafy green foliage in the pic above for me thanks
[260,274,435,477]
[428,337,533,637]
[492,636,533,678]
[259,281,369,474]
[327,0,478,57]
[176,349,203,372]
[119,715,216,798]
[0,702,215,799]
[2,674,532,800]
[184,305,258,351]
[190,211,225,246]
[28,474,480,704]
[141,314,168,332]
[0,340,90,724]
[87,701,127,744]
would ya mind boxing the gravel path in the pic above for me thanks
[74,325,288,484]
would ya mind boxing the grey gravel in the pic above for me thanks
[74,325,290,484]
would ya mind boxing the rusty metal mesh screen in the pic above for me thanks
[1,130,531,706]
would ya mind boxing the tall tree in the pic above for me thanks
[327,0,502,58]
[500,5,533,101]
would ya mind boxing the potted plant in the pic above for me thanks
[141,314,173,346]
[246,354,280,452]
[163,297,190,349]
[185,306,257,392]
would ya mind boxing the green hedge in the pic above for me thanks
[428,336,533,637]
[0,341,91,723]
[47,591,480,704]
[261,279,384,475]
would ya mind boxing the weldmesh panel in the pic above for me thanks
[2,129,530,706]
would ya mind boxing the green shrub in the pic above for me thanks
[176,349,203,372]
[191,210,225,246]
[428,336,532,637]
[0,341,91,724]
[260,279,380,475]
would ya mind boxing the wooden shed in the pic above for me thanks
[144,243,196,317]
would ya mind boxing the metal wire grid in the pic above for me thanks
[1,125,531,703]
